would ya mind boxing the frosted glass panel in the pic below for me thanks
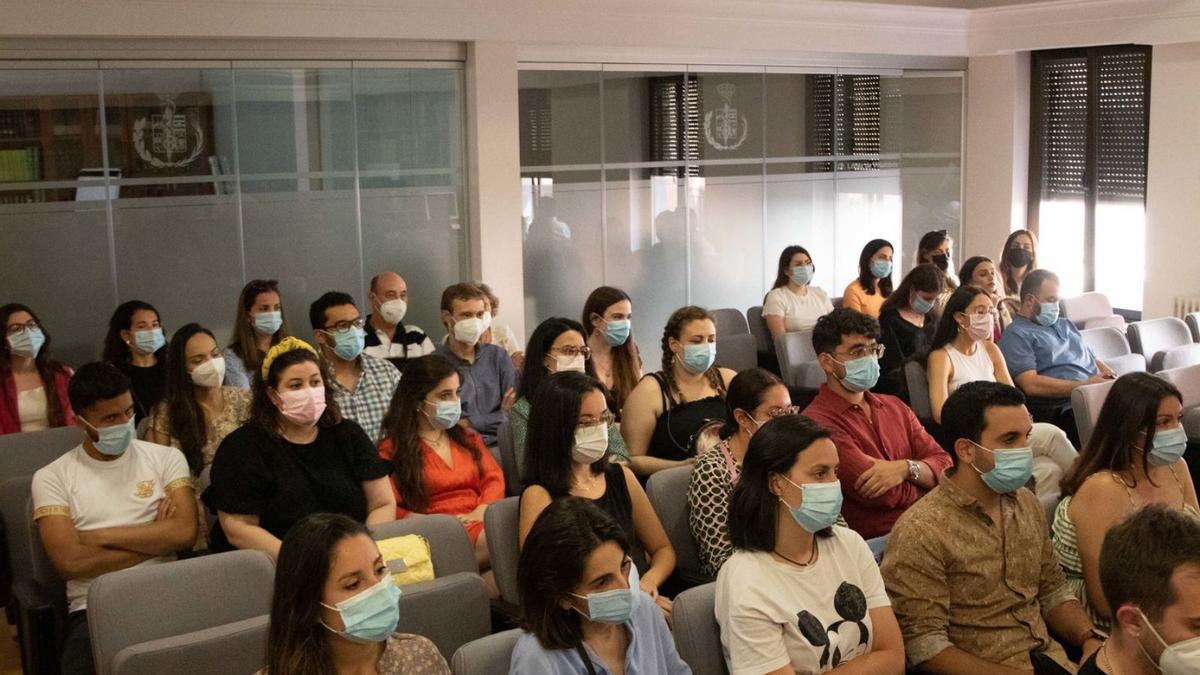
[900,74,962,273]
[765,165,837,294]
[523,170,604,322]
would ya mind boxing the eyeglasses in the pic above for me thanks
[553,345,592,359]
[765,406,801,419]
[578,410,615,428]
[5,320,38,336]
[323,318,366,332]
[835,343,885,360]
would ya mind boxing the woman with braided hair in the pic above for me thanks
[620,306,737,478]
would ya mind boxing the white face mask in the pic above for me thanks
[453,317,486,345]
[379,299,407,325]
[480,310,494,331]
[1140,609,1200,674]
[189,357,226,388]
[551,353,586,373]
[572,423,609,464]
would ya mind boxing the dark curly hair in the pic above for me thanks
[811,308,881,356]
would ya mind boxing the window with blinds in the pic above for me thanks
[518,88,553,167]
[805,74,882,172]
[649,75,700,177]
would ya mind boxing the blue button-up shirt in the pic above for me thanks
[998,315,1098,383]
[435,341,517,446]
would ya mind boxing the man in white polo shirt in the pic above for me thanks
[32,362,196,675]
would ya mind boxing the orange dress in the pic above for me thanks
[378,431,504,545]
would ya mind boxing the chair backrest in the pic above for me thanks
[1187,312,1200,342]
[775,330,822,390]
[714,333,757,373]
[483,496,521,607]
[497,420,522,497]
[1081,326,1132,360]
[672,583,728,675]
[371,513,478,577]
[712,308,750,337]
[1161,343,1200,372]
[0,425,81,480]
[1159,364,1200,408]
[645,465,709,587]
[746,306,771,355]
[88,549,276,675]
[1071,379,1116,448]
[1061,292,1118,327]
[397,571,491,661]
[111,615,269,675]
[450,628,522,675]
[903,360,933,421]
[1128,317,1194,371]
[1104,352,1148,377]
[1083,315,1127,331]
[0,477,62,598]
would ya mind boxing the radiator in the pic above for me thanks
[1174,295,1200,317]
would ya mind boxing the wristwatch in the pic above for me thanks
[906,459,921,482]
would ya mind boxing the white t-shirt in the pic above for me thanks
[716,527,890,675]
[762,286,835,333]
[32,439,192,612]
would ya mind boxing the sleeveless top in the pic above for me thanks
[647,372,727,462]
[1052,468,1199,631]
[945,343,996,394]
[592,463,648,571]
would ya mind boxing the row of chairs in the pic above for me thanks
[1071,362,1200,447]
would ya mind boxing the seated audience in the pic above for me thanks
[958,255,1009,336]
[763,245,835,338]
[926,286,1077,497]
[999,229,1039,303]
[205,337,395,556]
[1053,372,1198,632]
[103,299,167,423]
[915,229,958,310]
[688,368,795,578]
[882,381,1103,674]
[875,263,943,397]
[363,271,435,368]
[378,354,502,568]
[622,306,736,478]
[33,362,197,675]
[260,513,448,675]
[998,269,1115,445]
[1,303,73,434]
[842,239,894,318]
[802,308,950,538]
[716,414,905,675]
[511,318,628,476]
[1078,504,1200,675]
[509,497,690,674]
[223,279,289,389]
[518,372,674,612]
[310,291,401,443]
[435,282,517,446]
[477,282,524,369]
[582,286,643,411]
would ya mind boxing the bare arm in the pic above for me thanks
[622,377,684,477]
[217,511,282,558]
[36,516,153,580]
[363,477,397,526]
[986,343,1015,386]
[624,466,675,592]
[1071,478,1129,620]
[927,349,951,424]
[517,485,552,548]
[80,487,198,557]
[765,314,787,340]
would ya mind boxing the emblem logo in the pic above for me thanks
[133,96,206,169]
[135,480,155,499]
[703,82,749,151]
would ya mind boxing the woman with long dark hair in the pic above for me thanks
[842,239,894,318]
[103,300,167,423]
[0,303,73,434]
[957,255,1009,336]
[204,337,395,556]
[582,286,643,410]
[763,245,835,338]
[224,279,290,389]
[998,229,1039,299]
[914,229,958,311]
[377,354,503,572]
[874,264,943,397]
[260,513,447,674]
[1053,372,1198,631]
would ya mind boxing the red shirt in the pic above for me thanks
[802,384,951,538]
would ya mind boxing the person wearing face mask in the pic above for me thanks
[883,382,1103,675]
[925,287,1078,500]
[621,306,736,479]
[717,414,906,675]
[204,338,396,557]
[0,303,74,434]
[875,264,944,398]
[103,300,168,424]
[1052,373,1198,634]
[309,291,401,444]
[843,239,895,318]
[582,286,643,411]
[476,282,525,370]
[998,269,1115,447]
[802,308,951,539]
[259,513,448,675]
[434,283,517,447]
[915,229,959,312]
[1081,504,1200,675]
[999,229,1039,303]
[510,497,690,674]
[958,255,1011,336]
[223,279,291,389]
[509,319,629,481]
[377,354,503,580]
[363,272,435,370]
[32,362,196,675]
[518,372,675,619]
[763,245,836,339]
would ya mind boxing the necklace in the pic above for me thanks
[1101,642,1119,675]
[774,539,819,568]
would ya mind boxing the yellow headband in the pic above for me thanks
[261,336,318,380]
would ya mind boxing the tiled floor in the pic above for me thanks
[0,622,21,675]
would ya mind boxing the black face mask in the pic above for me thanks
[931,253,950,271]
[1006,248,1032,268]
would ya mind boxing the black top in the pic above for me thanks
[875,308,935,398]
[592,464,647,572]
[647,373,727,462]
[115,359,167,424]
[203,419,393,551]
[1074,652,1103,675]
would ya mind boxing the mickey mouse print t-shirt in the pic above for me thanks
[715,526,890,675]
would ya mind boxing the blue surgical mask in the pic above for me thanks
[321,576,401,644]
[253,311,283,336]
[83,417,135,457]
[779,476,843,533]
[871,260,892,279]
[970,441,1033,494]
[603,319,631,347]
[423,399,461,430]
[1149,426,1188,466]
[327,326,366,361]
[1035,302,1060,327]
[681,343,716,374]
[570,560,637,624]
[911,295,935,315]
[134,327,165,355]
[791,265,814,286]
[832,354,880,393]
[7,327,45,359]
